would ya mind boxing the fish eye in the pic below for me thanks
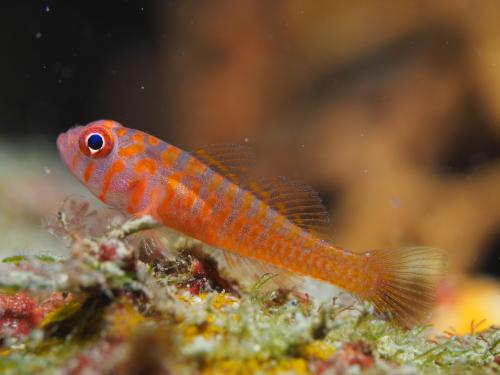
[79,127,113,158]
[86,133,105,152]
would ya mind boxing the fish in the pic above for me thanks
[57,119,445,325]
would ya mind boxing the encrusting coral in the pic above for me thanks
[0,200,498,374]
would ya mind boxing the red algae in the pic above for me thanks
[0,292,69,339]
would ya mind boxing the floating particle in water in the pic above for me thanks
[44,166,51,175]
[244,137,249,143]
[44,5,50,12]
[140,85,145,90]
[35,32,42,39]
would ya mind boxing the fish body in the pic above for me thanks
[57,119,444,324]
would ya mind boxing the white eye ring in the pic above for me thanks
[85,133,105,154]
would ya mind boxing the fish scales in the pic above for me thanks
[57,119,445,325]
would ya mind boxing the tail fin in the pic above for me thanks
[367,247,446,326]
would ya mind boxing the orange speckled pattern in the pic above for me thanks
[57,120,445,325]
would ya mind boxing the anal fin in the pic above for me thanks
[223,251,303,291]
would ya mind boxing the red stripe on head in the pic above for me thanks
[71,154,79,170]
[99,160,125,202]
[83,162,96,183]
[127,179,148,213]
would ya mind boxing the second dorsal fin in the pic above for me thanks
[191,143,332,239]
[246,176,331,238]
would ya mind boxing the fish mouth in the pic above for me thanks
[56,131,78,170]
[56,133,66,152]
[56,132,69,165]
[57,126,82,166]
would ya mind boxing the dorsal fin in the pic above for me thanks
[246,176,331,239]
[191,144,332,239]
[191,143,255,184]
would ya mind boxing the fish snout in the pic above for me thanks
[57,126,83,151]
[57,127,81,167]
[57,132,74,169]
[56,133,66,152]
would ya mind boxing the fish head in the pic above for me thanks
[57,119,138,207]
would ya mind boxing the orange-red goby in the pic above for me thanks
[57,119,445,324]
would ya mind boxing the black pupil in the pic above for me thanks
[87,134,104,151]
